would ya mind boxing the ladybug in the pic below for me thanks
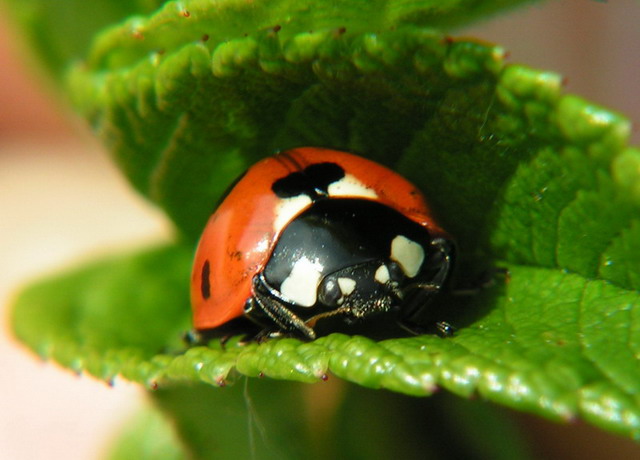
[190,147,454,340]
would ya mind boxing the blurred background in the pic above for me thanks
[1,1,639,458]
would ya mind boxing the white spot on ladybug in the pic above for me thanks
[337,277,356,296]
[390,235,424,278]
[280,257,322,307]
[273,195,313,231]
[327,174,378,199]
[374,264,390,284]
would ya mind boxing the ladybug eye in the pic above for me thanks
[318,277,342,306]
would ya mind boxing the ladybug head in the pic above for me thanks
[315,236,453,321]
[316,260,402,316]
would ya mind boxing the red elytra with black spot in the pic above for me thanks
[191,147,453,339]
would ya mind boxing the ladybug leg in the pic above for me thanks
[397,319,456,338]
[435,321,456,337]
[416,238,453,291]
[398,237,454,335]
[251,293,317,340]
[304,306,352,328]
[247,274,317,340]
[183,329,202,346]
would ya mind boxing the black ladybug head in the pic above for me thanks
[316,260,403,317]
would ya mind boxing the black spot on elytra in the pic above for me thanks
[201,260,211,300]
[272,162,345,199]
[271,171,308,198]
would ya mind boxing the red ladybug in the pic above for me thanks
[190,147,454,340]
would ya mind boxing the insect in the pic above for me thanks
[190,147,454,340]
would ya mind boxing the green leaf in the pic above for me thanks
[11,245,193,383]
[70,25,512,241]
[56,0,534,240]
[4,0,538,79]
[8,0,640,445]
[3,0,163,79]
[12,247,640,439]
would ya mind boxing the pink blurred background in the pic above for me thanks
[1,1,639,458]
